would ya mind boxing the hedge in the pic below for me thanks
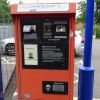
[94,24,100,39]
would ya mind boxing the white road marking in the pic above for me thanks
[74,60,83,84]
[75,60,83,68]
[74,97,100,100]
[1,57,16,64]
[13,92,18,96]
[74,73,79,84]
[1,57,7,62]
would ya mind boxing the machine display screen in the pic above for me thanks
[56,25,66,32]
[21,18,69,70]
[23,25,37,32]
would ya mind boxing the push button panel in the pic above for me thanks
[43,81,68,95]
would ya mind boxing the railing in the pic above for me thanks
[0,13,16,100]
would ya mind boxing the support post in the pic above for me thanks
[0,52,4,100]
[78,0,95,100]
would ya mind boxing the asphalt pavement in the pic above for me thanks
[92,39,100,98]
[74,39,100,99]
[1,39,100,100]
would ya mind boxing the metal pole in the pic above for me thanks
[78,0,95,100]
[83,0,95,67]
[0,52,4,100]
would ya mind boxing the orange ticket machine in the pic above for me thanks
[11,3,76,100]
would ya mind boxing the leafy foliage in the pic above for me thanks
[0,0,11,23]
[77,1,86,23]
[95,0,100,24]
[0,0,10,14]
[77,0,100,24]
[94,24,100,38]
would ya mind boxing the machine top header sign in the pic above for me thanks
[17,4,69,12]
[11,3,76,14]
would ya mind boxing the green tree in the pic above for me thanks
[0,0,11,23]
[77,0,100,24]
[0,0,10,14]
[95,0,100,24]
[77,1,86,23]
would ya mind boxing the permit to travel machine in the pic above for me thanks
[11,3,76,100]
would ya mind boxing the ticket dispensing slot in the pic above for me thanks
[21,18,69,70]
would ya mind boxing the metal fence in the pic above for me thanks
[0,14,16,100]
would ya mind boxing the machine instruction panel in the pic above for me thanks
[21,18,69,70]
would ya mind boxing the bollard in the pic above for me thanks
[78,0,95,100]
